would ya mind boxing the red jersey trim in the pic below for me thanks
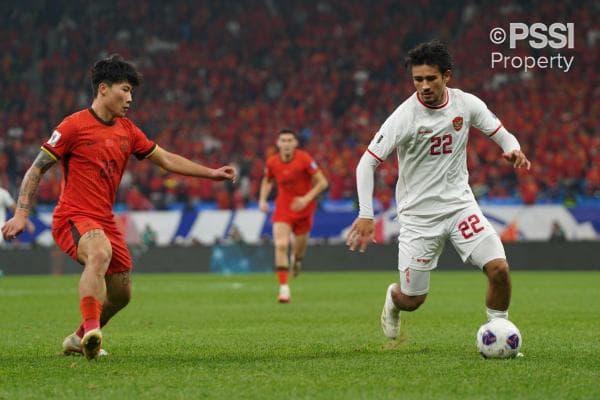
[416,88,449,109]
[367,149,383,163]
[487,124,503,137]
[41,145,59,161]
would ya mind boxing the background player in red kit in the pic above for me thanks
[1,55,237,359]
[259,129,328,302]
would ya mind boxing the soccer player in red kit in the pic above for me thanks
[259,129,328,302]
[1,55,237,359]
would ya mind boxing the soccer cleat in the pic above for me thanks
[80,329,103,360]
[380,283,401,339]
[278,284,291,303]
[62,333,108,357]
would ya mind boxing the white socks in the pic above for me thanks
[486,307,508,321]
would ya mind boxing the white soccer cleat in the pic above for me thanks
[63,332,108,357]
[81,329,103,360]
[278,284,291,303]
[381,283,401,339]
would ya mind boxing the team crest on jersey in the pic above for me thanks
[48,130,61,147]
[452,116,463,131]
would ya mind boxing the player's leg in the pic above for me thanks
[290,215,312,277]
[76,228,112,359]
[450,204,509,321]
[64,230,132,356]
[381,216,445,339]
[291,233,307,277]
[98,226,134,326]
[466,235,511,320]
[101,271,132,327]
[273,221,292,302]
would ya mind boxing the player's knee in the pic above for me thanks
[86,247,112,270]
[274,240,289,254]
[485,259,509,284]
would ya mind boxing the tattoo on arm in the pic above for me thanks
[33,151,57,174]
[16,151,56,213]
[81,229,105,241]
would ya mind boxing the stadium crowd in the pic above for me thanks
[1,0,598,210]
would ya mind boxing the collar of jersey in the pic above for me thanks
[88,108,116,126]
[416,88,450,110]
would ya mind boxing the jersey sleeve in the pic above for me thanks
[127,120,158,160]
[303,152,319,176]
[41,116,77,160]
[366,103,411,162]
[467,93,503,137]
[264,157,274,179]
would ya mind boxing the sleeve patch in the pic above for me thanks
[48,130,62,147]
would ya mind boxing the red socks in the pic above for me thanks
[80,296,102,334]
[276,267,288,285]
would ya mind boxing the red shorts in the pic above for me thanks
[52,215,132,275]
[272,212,314,235]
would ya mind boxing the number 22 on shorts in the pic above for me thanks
[458,214,484,239]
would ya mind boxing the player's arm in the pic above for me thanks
[290,170,328,212]
[6,202,35,234]
[258,175,274,213]
[469,94,531,170]
[346,152,380,252]
[148,146,237,181]
[489,127,531,170]
[1,150,56,240]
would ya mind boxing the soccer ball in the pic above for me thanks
[476,318,522,359]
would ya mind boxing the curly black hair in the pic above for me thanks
[91,54,141,97]
[405,39,453,74]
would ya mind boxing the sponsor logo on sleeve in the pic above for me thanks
[48,130,61,147]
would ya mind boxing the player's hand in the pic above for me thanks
[502,150,531,170]
[259,200,269,213]
[291,196,309,212]
[1,214,28,241]
[346,217,376,252]
[211,166,238,182]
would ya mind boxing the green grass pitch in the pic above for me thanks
[1,271,599,399]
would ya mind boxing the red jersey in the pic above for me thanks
[41,108,157,221]
[265,149,319,217]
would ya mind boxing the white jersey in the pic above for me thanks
[367,87,503,216]
[0,187,15,230]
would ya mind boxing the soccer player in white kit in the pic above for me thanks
[346,40,531,339]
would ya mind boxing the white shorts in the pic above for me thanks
[397,204,506,296]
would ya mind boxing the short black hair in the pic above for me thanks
[405,39,453,74]
[278,128,298,139]
[91,54,141,97]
